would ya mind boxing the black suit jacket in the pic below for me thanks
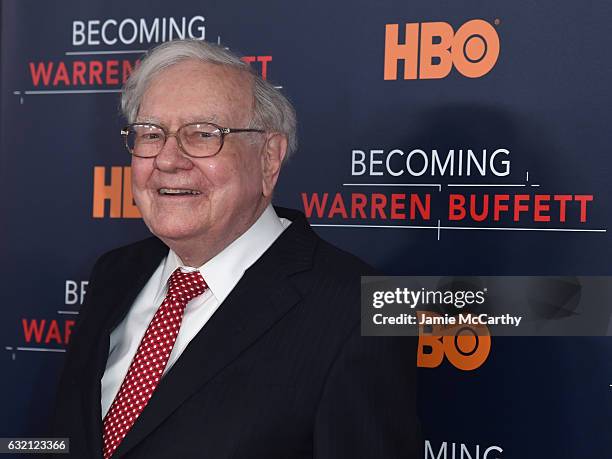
[52,207,421,458]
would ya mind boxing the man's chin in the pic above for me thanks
[146,223,205,245]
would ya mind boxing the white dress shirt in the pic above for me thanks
[100,205,291,418]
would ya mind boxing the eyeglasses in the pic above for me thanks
[121,122,266,158]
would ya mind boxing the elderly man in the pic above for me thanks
[52,39,420,458]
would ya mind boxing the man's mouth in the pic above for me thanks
[158,188,202,196]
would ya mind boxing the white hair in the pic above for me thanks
[121,39,297,158]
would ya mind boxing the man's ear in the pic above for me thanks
[261,133,288,198]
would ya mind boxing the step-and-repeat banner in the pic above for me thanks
[1,1,611,457]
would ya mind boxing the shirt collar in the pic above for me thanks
[159,204,291,303]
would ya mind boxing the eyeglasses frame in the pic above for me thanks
[120,121,266,158]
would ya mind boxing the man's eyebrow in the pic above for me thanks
[184,114,218,124]
[135,116,161,124]
[135,115,219,124]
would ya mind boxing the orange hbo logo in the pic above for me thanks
[92,166,141,219]
[384,19,500,80]
[417,311,491,371]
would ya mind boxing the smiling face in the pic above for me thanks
[131,59,271,265]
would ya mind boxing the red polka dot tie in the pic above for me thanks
[102,269,207,459]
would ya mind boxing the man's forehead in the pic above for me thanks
[139,60,254,124]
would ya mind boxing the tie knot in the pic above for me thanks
[167,269,207,302]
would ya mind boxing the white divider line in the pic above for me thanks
[440,226,606,232]
[312,224,437,229]
[447,184,526,187]
[65,50,146,55]
[343,183,442,191]
[24,89,122,94]
[15,347,65,353]
[310,223,606,233]
[57,310,79,315]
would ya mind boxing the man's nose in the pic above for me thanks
[154,134,194,172]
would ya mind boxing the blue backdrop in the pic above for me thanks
[1,1,611,457]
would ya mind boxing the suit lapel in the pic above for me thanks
[81,237,169,458]
[113,210,317,457]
